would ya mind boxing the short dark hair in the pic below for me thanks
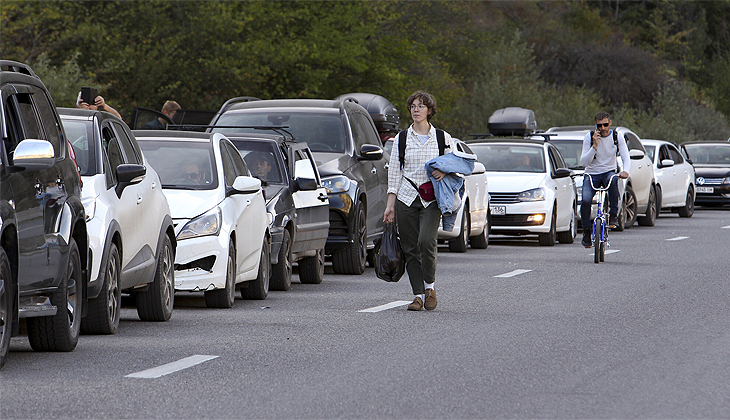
[595,112,610,122]
[406,91,437,122]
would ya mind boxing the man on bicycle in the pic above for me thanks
[580,112,631,247]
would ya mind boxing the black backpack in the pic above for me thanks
[398,129,446,170]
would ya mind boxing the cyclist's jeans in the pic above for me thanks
[581,171,620,228]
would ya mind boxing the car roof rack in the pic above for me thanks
[0,60,38,78]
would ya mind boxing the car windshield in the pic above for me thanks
[63,119,97,176]
[643,145,656,163]
[683,144,730,165]
[230,140,286,185]
[551,140,584,170]
[212,111,346,153]
[138,140,218,190]
[468,144,546,173]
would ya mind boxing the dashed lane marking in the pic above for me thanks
[666,236,689,241]
[494,269,532,278]
[359,300,411,313]
[125,355,219,379]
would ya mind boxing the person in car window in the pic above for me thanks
[142,100,181,130]
[246,152,273,181]
[383,91,453,311]
[579,112,631,247]
[76,91,122,119]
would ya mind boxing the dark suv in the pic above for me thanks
[0,61,89,368]
[209,98,388,275]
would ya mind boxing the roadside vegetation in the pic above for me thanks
[2,0,729,141]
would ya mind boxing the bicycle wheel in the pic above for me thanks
[594,217,603,264]
[599,227,606,262]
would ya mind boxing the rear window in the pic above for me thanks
[213,111,346,153]
[138,140,218,190]
[469,144,546,173]
[551,140,584,170]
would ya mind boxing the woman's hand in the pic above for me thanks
[432,169,446,181]
[383,193,396,223]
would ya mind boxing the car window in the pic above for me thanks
[644,145,656,162]
[682,144,730,164]
[233,140,285,185]
[138,140,218,189]
[31,86,62,158]
[548,145,567,170]
[347,110,364,151]
[103,127,124,180]
[294,149,318,182]
[212,111,346,153]
[668,145,684,164]
[219,142,237,187]
[624,132,644,152]
[101,146,116,187]
[63,119,96,175]
[551,140,584,169]
[113,122,142,165]
[2,93,23,152]
[224,142,249,177]
[356,111,380,146]
[469,144,546,173]
[15,92,43,141]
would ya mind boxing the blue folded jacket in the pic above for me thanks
[425,150,476,231]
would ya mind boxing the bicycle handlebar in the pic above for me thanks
[585,173,620,191]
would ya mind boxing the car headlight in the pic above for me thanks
[518,188,546,202]
[321,175,351,194]
[177,207,222,240]
[723,177,730,185]
[81,196,96,222]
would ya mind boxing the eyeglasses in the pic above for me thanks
[409,104,426,111]
[596,122,610,128]
[186,172,201,180]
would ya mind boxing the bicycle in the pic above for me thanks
[586,174,620,264]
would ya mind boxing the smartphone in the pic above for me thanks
[80,87,98,105]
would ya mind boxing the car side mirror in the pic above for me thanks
[12,139,55,170]
[231,176,261,195]
[553,168,571,179]
[359,144,383,161]
[473,162,486,175]
[629,149,645,160]
[115,164,146,198]
[295,177,318,191]
[659,159,675,168]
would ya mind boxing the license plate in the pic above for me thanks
[490,205,506,215]
[697,186,714,193]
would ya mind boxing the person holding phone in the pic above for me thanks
[579,112,631,247]
[76,88,122,119]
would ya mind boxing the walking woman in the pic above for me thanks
[383,91,454,311]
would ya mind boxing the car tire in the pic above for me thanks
[205,240,236,308]
[623,185,638,229]
[0,247,13,369]
[241,238,270,300]
[82,242,121,334]
[449,205,470,253]
[332,203,366,275]
[136,235,174,322]
[638,185,658,227]
[538,208,557,246]
[299,248,325,284]
[678,186,695,218]
[270,230,292,291]
[557,204,576,244]
[469,215,489,250]
[27,238,82,352]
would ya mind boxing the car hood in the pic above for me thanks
[163,189,223,219]
[264,184,285,208]
[312,152,354,177]
[486,172,546,193]
[692,166,730,178]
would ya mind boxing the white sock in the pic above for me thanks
[416,294,425,302]
[425,283,434,291]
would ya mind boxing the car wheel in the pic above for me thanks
[623,185,638,229]
[557,204,576,244]
[241,238,270,300]
[136,235,174,321]
[27,238,82,352]
[469,214,489,250]
[678,186,695,218]
[0,247,13,369]
[332,202,366,275]
[638,185,657,226]
[270,230,292,291]
[299,248,325,284]
[205,240,236,308]
[538,208,557,246]
[448,205,470,253]
[82,242,121,334]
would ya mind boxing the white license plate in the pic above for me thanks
[697,186,714,193]
[490,205,506,215]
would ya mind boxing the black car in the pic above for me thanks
[0,61,89,368]
[226,133,330,290]
[681,141,730,206]
[209,98,388,275]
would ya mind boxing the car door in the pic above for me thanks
[657,144,681,206]
[289,144,329,254]
[668,144,694,203]
[624,132,653,210]
[548,145,573,229]
[457,142,489,232]
[352,109,387,239]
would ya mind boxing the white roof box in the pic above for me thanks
[488,107,537,136]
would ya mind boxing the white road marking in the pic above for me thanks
[494,269,532,278]
[723,225,730,229]
[359,300,411,313]
[125,355,219,379]
[587,249,620,256]
[666,236,689,241]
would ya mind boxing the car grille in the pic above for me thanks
[490,192,520,204]
[698,178,723,186]
[492,215,543,226]
[328,210,349,237]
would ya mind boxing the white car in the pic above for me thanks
[466,138,577,246]
[437,140,490,252]
[641,139,695,217]
[545,126,658,230]
[135,130,270,308]
[60,108,176,334]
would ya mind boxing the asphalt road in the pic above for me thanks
[3,208,730,419]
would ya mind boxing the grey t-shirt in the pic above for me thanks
[580,130,631,175]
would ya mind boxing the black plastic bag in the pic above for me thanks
[373,222,405,282]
